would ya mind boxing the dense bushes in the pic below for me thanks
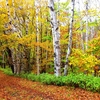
[0,68,100,92]
[66,73,100,92]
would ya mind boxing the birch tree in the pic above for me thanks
[5,0,15,73]
[48,0,61,76]
[6,0,11,23]
[35,0,40,75]
[5,0,21,74]
[78,0,85,51]
[64,0,75,76]
[85,0,89,50]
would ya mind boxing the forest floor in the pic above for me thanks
[0,71,100,100]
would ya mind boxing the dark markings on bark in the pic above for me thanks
[9,21,12,24]
[54,53,56,57]
[56,63,59,66]
[56,46,60,49]
[48,6,54,11]
[51,21,54,26]
[54,67,56,73]
[55,27,58,31]
[55,41,59,44]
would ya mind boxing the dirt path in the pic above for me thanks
[0,71,100,100]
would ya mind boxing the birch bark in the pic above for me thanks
[6,0,15,73]
[64,0,75,76]
[6,0,11,22]
[85,0,89,50]
[78,1,84,51]
[48,0,61,76]
[35,0,40,75]
[5,0,20,74]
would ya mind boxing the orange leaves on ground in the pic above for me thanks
[0,71,100,100]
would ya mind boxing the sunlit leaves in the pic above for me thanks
[69,49,99,73]
[88,36,100,56]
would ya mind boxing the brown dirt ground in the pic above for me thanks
[0,71,100,100]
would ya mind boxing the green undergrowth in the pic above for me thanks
[0,67,13,75]
[0,67,100,93]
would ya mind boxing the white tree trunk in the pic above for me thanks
[85,0,89,50]
[64,0,75,76]
[6,0,17,33]
[6,0,11,22]
[5,0,21,74]
[78,0,84,51]
[35,0,40,75]
[48,0,61,76]
[12,0,19,33]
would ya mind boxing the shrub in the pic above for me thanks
[65,73,100,92]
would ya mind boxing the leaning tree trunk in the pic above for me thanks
[5,0,15,73]
[5,0,21,74]
[48,0,61,76]
[64,0,75,76]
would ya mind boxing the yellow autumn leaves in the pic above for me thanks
[69,49,100,73]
